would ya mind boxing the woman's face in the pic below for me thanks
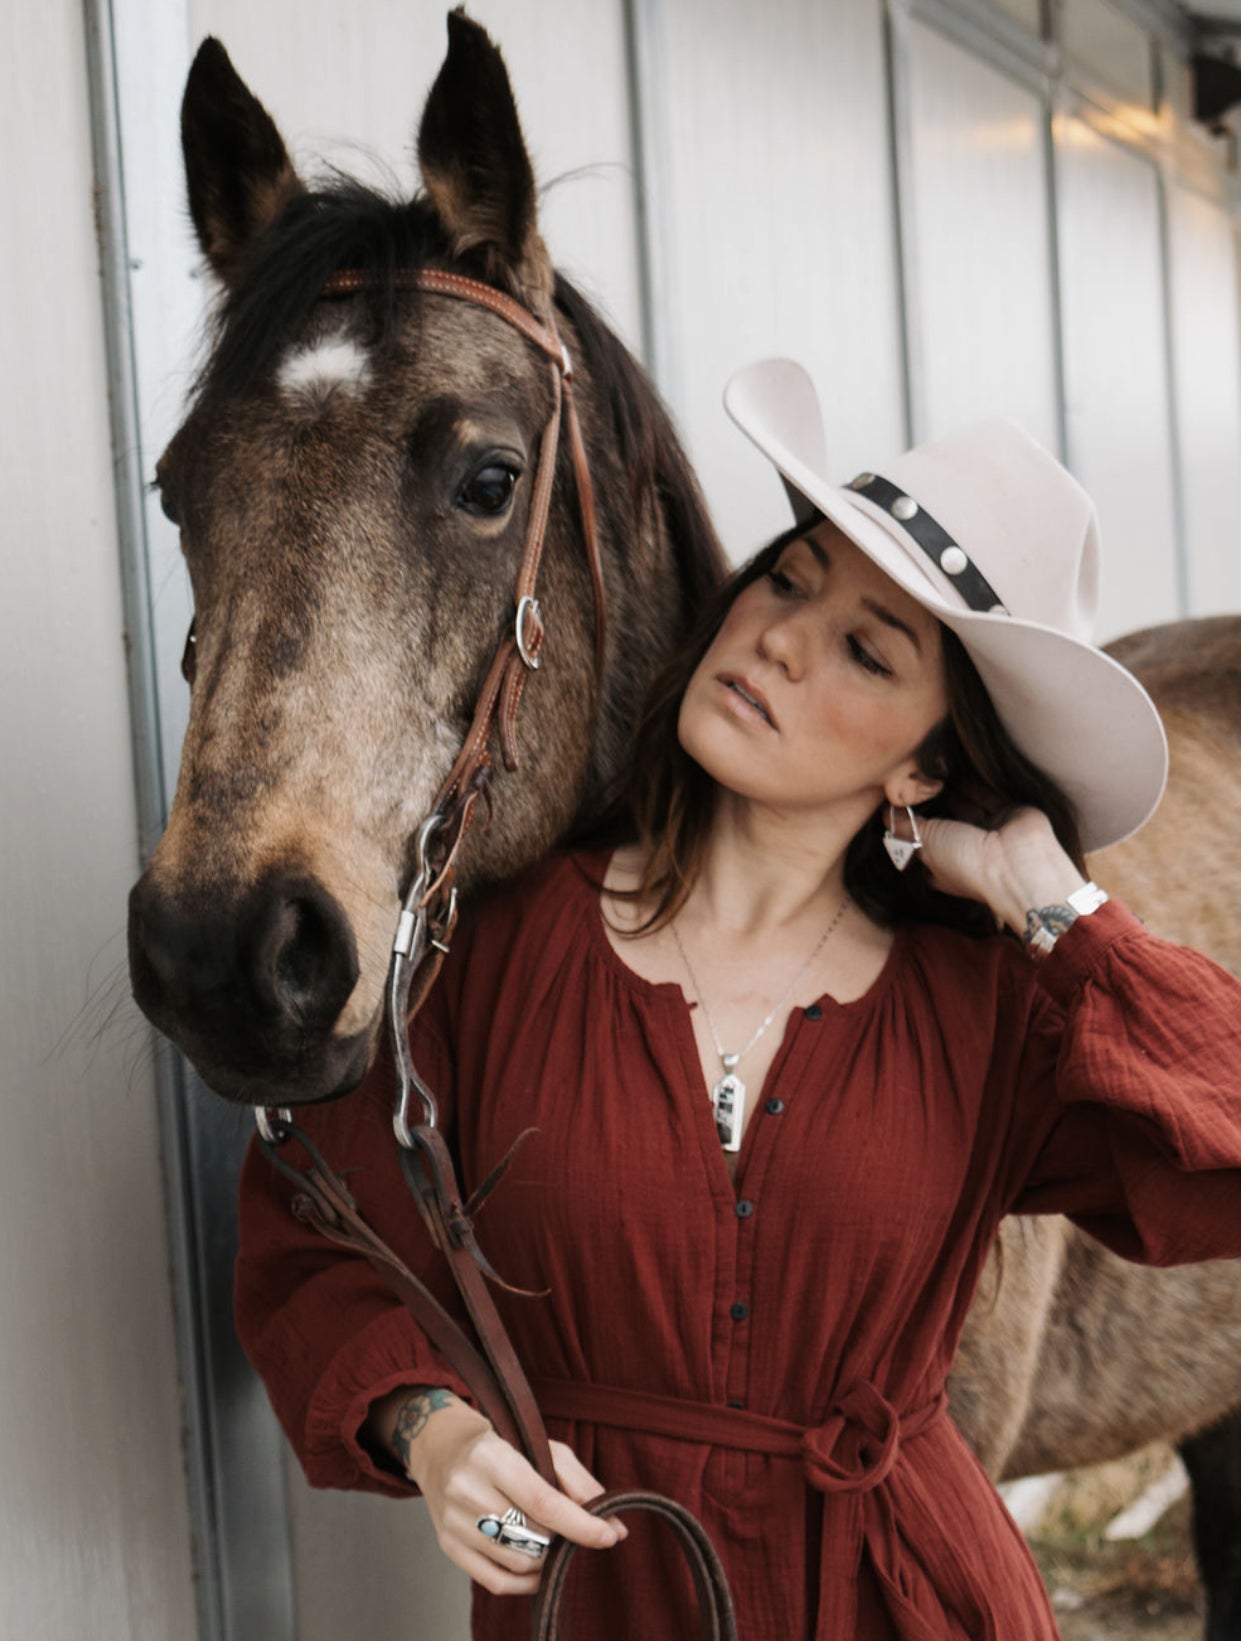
[678,523,950,816]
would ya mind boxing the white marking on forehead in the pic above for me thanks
[277,335,372,408]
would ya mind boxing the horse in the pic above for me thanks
[950,615,1241,1640]
[127,15,1241,1633]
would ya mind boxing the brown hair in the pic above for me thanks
[575,522,1087,940]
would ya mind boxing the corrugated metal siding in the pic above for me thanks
[0,4,197,1639]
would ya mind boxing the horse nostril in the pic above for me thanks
[276,900,336,1011]
[255,879,359,1028]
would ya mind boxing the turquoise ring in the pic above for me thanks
[476,1506,551,1559]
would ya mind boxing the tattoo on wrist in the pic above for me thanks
[392,1386,457,1470]
[1022,903,1079,951]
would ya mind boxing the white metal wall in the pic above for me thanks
[0,4,197,1639]
[11,0,1238,1638]
[639,0,1241,636]
[635,0,909,549]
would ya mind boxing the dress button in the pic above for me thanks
[730,1301,749,1322]
[804,1003,823,1021]
[766,1098,785,1115]
[735,1199,755,1219]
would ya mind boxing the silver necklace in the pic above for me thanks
[669,894,851,1153]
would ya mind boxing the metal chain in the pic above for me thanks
[669,893,851,1072]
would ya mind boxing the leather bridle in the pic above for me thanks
[251,269,736,1638]
[256,266,607,1145]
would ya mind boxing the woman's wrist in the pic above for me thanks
[992,872,1090,941]
[983,823,1088,938]
[366,1383,482,1483]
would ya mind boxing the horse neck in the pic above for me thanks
[571,356,726,805]
[554,301,726,802]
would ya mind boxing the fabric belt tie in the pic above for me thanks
[530,1375,946,1495]
[531,1377,991,1640]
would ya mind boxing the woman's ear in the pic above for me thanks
[883,769,944,810]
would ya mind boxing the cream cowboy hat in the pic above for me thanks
[724,358,1168,853]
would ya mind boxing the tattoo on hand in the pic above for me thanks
[392,1386,457,1470]
[1023,903,1079,947]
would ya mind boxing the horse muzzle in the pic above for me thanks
[128,864,375,1103]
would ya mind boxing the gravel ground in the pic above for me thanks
[1027,1453,1203,1641]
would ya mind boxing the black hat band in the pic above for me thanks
[847,473,1008,615]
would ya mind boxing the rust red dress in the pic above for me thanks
[235,847,1241,1640]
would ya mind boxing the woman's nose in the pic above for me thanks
[756,610,807,678]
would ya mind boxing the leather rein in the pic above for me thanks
[250,269,737,1638]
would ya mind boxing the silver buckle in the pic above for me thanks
[515,595,542,670]
[254,1106,292,1144]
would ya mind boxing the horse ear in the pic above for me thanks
[417,10,552,306]
[181,38,304,285]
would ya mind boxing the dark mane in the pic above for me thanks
[194,176,726,612]
[551,273,726,614]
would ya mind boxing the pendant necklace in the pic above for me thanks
[669,893,851,1153]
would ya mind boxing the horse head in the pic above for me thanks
[128,14,724,1106]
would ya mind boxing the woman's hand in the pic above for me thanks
[913,806,1088,936]
[373,1387,626,1595]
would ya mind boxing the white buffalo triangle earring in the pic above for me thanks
[883,804,923,871]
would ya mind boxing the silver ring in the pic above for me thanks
[476,1505,551,1560]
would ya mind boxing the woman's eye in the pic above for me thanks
[181,617,197,685]
[458,465,518,517]
[767,567,798,594]
[848,634,891,677]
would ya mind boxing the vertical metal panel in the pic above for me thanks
[984,0,1043,35]
[1054,114,1181,637]
[635,0,907,562]
[1166,186,1241,615]
[622,0,660,371]
[903,16,1061,447]
[1063,0,1155,108]
[886,0,923,447]
[95,0,300,1636]
[0,1,196,1637]
[285,1477,471,1641]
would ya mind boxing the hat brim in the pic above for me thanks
[724,360,1168,853]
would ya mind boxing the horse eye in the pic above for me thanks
[458,464,518,517]
[180,618,197,685]
[158,485,182,528]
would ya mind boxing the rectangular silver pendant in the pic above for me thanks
[712,1072,746,1153]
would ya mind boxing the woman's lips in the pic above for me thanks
[716,674,777,729]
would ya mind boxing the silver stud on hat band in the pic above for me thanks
[939,545,968,576]
[846,472,1009,616]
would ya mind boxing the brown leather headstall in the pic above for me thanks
[251,268,736,1638]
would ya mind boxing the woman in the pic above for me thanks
[236,359,1241,1640]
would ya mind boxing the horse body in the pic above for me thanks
[130,16,1240,1628]
[950,615,1241,1484]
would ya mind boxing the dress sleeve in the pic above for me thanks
[1003,898,1241,1265]
[233,975,478,1498]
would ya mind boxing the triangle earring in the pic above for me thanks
[882,804,923,871]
